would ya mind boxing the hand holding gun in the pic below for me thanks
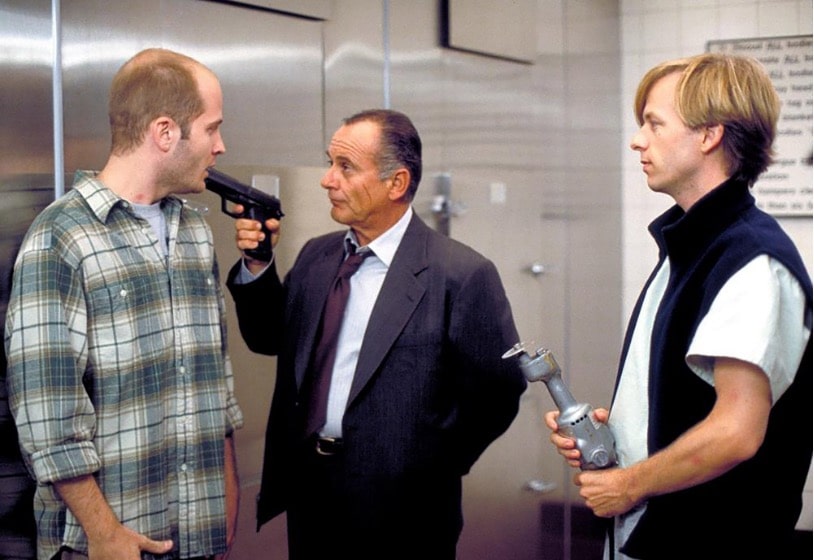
[204,167,284,261]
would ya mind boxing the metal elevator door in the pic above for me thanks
[414,170,573,560]
[1,2,55,557]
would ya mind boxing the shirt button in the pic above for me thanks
[179,366,187,375]
[206,277,213,285]
[180,463,188,472]
[119,289,128,298]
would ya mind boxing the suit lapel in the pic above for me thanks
[347,215,429,405]
[293,238,345,391]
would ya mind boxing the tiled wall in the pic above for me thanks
[620,0,813,530]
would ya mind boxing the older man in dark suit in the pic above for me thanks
[226,109,526,559]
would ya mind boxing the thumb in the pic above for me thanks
[139,536,174,555]
[544,410,560,430]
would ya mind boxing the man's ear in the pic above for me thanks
[150,116,176,153]
[387,168,411,201]
[700,123,725,154]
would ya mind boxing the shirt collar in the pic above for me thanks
[346,206,413,268]
[72,169,182,224]
[72,169,123,224]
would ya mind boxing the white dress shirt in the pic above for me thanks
[235,207,414,438]
[322,207,413,436]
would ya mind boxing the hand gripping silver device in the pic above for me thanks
[503,342,617,470]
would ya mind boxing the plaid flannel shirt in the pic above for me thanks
[4,171,243,560]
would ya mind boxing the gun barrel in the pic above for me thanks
[204,168,283,214]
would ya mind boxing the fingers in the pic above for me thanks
[549,429,574,449]
[139,536,174,555]
[593,407,610,423]
[543,410,560,431]
[89,524,172,560]
[549,425,576,449]
[545,409,583,467]
[235,218,280,252]
[269,218,281,230]
[573,468,633,518]
[550,434,582,469]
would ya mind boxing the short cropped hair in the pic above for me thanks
[634,53,780,185]
[344,109,423,201]
[108,48,206,155]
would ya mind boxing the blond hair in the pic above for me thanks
[108,48,206,155]
[634,53,780,185]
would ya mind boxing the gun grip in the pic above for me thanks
[245,206,274,262]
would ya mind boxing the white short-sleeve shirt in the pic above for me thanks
[607,254,809,559]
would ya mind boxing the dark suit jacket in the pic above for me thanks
[227,213,526,543]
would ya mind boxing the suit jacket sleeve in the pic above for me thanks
[226,258,286,356]
[448,257,527,473]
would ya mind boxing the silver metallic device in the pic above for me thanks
[503,342,617,470]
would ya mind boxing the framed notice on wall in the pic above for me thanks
[708,36,813,217]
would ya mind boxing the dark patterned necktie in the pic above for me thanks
[304,241,372,437]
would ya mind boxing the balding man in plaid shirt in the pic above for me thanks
[4,49,243,560]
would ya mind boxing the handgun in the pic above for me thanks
[204,167,284,261]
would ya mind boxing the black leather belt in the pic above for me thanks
[314,436,344,456]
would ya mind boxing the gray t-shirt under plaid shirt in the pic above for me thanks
[4,170,244,560]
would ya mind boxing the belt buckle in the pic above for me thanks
[315,436,342,456]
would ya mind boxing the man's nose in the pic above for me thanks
[320,167,334,189]
[214,132,226,155]
[630,129,646,151]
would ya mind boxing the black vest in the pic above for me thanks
[617,179,813,559]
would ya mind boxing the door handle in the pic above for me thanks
[525,478,556,493]
[525,263,548,277]
[431,173,465,236]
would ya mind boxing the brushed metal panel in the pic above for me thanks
[0,3,52,556]
[444,0,538,63]
[381,1,621,558]
[323,0,385,137]
[0,178,54,334]
[60,0,324,172]
[0,2,55,362]
[0,0,54,177]
[159,1,324,167]
[228,0,332,20]
[61,0,165,171]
